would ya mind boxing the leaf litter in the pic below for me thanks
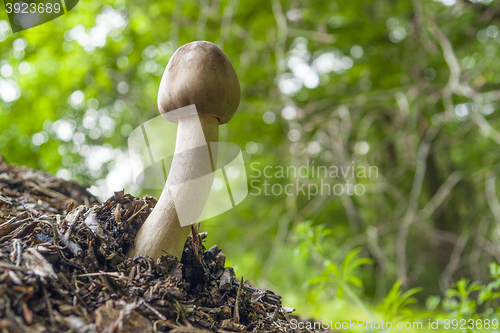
[0,159,331,333]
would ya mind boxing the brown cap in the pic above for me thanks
[158,41,241,125]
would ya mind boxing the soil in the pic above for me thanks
[0,158,330,333]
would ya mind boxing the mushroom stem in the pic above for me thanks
[128,114,219,259]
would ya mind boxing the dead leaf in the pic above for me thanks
[220,319,246,331]
[95,300,153,333]
[22,248,57,279]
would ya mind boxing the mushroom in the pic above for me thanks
[128,41,241,260]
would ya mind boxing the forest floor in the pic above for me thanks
[0,158,332,333]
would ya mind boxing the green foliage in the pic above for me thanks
[296,223,500,332]
[309,248,372,299]
[293,220,333,259]
[379,281,422,322]
[436,264,500,320]
[478,264,500,308]
[418,264,500,332]
[443,279,482,319]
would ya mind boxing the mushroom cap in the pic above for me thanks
[158,41,241,125]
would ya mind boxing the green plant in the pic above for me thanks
[379,280,422,322]
[478,263,500,311]
[424,264,500,332]
[293,221,333,259]
[442,279,481,320]
[309,248,375,320]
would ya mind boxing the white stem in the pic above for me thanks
[128,114,219,259]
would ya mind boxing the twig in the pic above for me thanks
[126,203,148,222]
[218,0,239,49]
[429,17,479,101]
[26,181,70,201]
[476,235,500,261]
[12,239,21,266]
[366,226,389,299]
[38,219,60,245]
[0,261,27,271]
[42,284,54,326]
[169,0,183,48]
[439,236,467,293]
[262,211,294,277]
[0,217,33,237]
[143,301,167,321]
[234,276,243,324]
[395,91,411,115]
[190,224,200,257]
[485,172,500,224]
[77,271,129,280]
[271,0,287,76]
[428,20,461,92]
[414,222,458,244]
[411,0,438,54]
[396,122,442,285]
[420,170,462,220]
[470,224,484,281]
[340,194,360,233]
[0,195,12,205]
[196,0,210,41]
[472,113,500,146]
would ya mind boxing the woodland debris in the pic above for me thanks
[0,158,328,332]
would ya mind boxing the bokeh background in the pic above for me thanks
[1,0,500,330]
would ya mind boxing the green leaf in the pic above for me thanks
[341,248,362,275]
[347,275,363,288]
[325,260,340,278]
[337,286,344,300]
[307,276,330,285]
